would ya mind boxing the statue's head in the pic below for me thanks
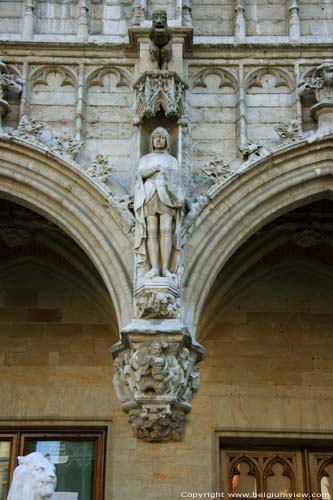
[7,452,57,500]
[151,127,169,152]
[152,10,168,30]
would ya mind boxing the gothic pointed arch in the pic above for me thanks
[184,136,333,332]
[0,136,133,328]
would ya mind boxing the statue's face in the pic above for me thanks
[150,342,162,356]
[31,458,57,499]
[152,10,167,30]
[152,131,167,151]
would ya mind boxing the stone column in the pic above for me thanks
[132,0,146,26]
[182,0,192,27]
[22,0,35,40]
[234,0,246,43]
[288,0,300,43]
[77,0,89,41]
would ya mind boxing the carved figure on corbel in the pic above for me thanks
[298,59,333,137]
[0,61,23,135]
[149,10,172,70]
[136,290,180,319]
[112,338,202,442]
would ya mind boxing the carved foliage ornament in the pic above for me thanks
[298,59,333,102]
[11,114,44,144]
[240,142,269,163]
[113,340,201,442]
[275,119,302,144]
[50,135,83,162]
[133,71,187,125]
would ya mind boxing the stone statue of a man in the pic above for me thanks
[134,127,184,279]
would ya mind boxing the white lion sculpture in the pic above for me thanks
[7,451,57,500]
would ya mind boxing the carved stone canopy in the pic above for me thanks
[111,323,204,442]
[133,71,188,125]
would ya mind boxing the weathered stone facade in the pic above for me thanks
[0,1,333,499]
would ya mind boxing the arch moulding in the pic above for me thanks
[0,136,133,328]
[184,136,333,333]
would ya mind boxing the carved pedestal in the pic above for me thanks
[111,323,203,442]
[135,277,180,319]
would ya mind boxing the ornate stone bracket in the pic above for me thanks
[298,59,333,137]
[111,322,204,442]
[0,61,23,135]
[135,277,180,319]
[132,71,187,125]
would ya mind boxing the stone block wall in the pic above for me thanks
[1,0,333,41]
[1,242,332,500]
[0,0,24,34]
[192,0,234,36]
[245,0,288,36]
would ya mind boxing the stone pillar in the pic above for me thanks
[22,0,35,40]
[288,0,300,43]
[182,0,192,27]
[78,0,89,41]
[132,0,147,26]
[234,0,246,43]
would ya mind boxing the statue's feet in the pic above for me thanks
[145,267,160,279]
[163,270,176,279]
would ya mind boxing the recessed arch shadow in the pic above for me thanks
[0,137,133,329]
[184,137,333,334]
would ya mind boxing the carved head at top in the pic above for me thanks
[7,451,57,500]
[151,127,169,152]
[152,10,168,30]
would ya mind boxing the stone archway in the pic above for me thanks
[184,136,333,333]
[0,136,134,328]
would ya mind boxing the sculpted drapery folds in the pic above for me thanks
[134,127,184,280]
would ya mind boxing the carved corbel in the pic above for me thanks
[111,326,204,442]
[298,59,333,137]
[0,61,23,135]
